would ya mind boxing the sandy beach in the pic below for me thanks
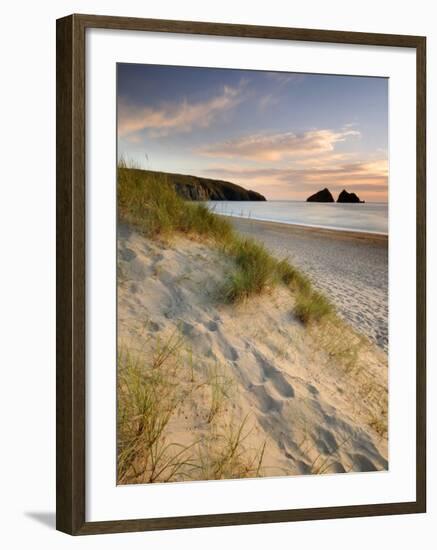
[117,222,388,482]
[228,217,388,351]
[115,63,390,484]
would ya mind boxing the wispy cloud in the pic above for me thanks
[257,93,279,112]
[197,129,360,161]
[265,73,306,86]
[118,85,242,140]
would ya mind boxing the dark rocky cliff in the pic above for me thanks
[138,169,266,201]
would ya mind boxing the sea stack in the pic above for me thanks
[337,189,364,203]
[306,188,334,202]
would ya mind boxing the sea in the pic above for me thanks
[206,201,388,235]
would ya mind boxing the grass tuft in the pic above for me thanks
[221,238,276,302]
[276,258,311,294]
[294,290,333,324]
[207,364,234,423]
[118,160,233,243]
[117,342,192,484]
[193,417,267,480]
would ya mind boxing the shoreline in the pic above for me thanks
[218,213,388,243]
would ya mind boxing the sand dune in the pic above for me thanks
[228,217,388,351]
[118,224,388,480]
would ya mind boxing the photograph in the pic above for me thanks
[116,62,389,485]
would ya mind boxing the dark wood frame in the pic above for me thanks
[56,13,427,535]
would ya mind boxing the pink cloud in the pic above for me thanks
[118,85,241,139]
[197,129,360,161]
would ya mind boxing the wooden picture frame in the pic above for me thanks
[56,13,426,535]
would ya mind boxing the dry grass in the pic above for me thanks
[118,159,233,243]
[117,340,193,484]
[117,333,267,484]
[294,290,333,324]
[311,317,368,373]
[192,417,267,480]
[220,238,277,302]
[368,410,388,438]
[309,318,388,436]
[206,364,234,423]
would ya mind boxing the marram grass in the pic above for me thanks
[117,339,267,483]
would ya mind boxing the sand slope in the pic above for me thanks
[229,217,388,351]
[118,224,388,480]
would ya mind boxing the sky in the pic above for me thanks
[117,63,388,202]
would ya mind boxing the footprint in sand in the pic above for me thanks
[152,252,164,262]
[324,462,346,474]
[315,427,338,455]
[222,344,239,361]
[148,320,161,332]
[349,453,378,472]
[180,320,195,337]
[129,282,139,294]
[204,320,239,361]
[119,247,137,262]
[250,384,283,414]
[306,384,319,396]
[206,320,219,332]
[295,461,311,474]
[253,351,295,398]
[352,434,388,470]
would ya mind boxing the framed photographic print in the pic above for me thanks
[56,14,426,535]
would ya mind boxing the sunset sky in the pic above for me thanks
[117,64,388,202]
